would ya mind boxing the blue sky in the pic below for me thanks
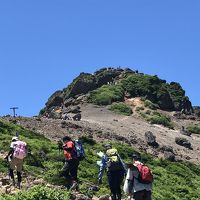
[0,1,199,117]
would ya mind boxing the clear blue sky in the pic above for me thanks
[0,1,200,117]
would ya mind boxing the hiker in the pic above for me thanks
[123,153,153,200]
[61,136,80,190]
[98,144,127,200]
[5,136,27,189]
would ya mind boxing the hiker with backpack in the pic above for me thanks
[123,153,153,200]
[4,136,27,189]
[98,144,127,200]
[61,136,85,190]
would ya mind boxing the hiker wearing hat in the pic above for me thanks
[5,136,27,189]
[123,153,153,200]
[98,144,127,200]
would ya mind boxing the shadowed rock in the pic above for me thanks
[175,137,192,149]
[145,131,159,148]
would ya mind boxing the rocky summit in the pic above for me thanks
[41,67,195,121]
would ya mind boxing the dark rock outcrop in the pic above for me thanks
[193,106,200,117]
[45,90,63,109]
[145,131,159,148]
[175,137,192,149]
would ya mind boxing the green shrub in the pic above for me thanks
[88,84,124,105]
[186,125,200,134]
[144,100,159,110]
[140,111,173,129]
[109,102,133,116]
[135,106,144,111]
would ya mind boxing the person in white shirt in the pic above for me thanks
[124,153,152,200]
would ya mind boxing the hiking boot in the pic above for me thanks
[70,182,78,190]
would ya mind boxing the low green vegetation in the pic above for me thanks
[1,185,71,200]
[186,125,200,134]
[140,111,174,129]
[109,102,133,116]
[0,120,200,200]
[144,100,159,110]
[88,84,124,105]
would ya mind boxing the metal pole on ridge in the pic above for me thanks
[10,107,19,117]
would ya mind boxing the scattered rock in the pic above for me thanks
[164,151,175,161]
[145,131,159,148]
[180,126,191,136]
[160,145,174,153]
[175,137,192,149]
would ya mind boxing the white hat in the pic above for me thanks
[12,136,19,141]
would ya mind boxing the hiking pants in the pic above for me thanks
[62,159,79,182]
[9,157,23,183]
[134,190,152,200]
[107,170,124,200]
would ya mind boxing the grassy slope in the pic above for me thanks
[0,120,200,200]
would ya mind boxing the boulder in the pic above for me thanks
[175,137,192,149]
[164,151,175,161]
[145,131,159,148]
[160,145,174,153]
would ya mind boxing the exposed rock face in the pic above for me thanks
[157,92,174,110]
[193,106,200,117]
[45,90,63,109]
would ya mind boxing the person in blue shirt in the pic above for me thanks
[98,144,127,200]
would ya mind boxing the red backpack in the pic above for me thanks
[135,163,153,184]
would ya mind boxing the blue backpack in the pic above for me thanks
[74,139,85,161]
